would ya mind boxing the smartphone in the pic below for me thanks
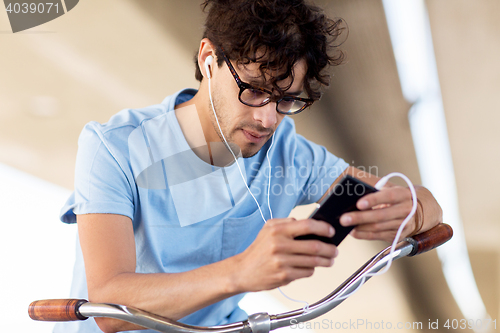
[295,175,378,246]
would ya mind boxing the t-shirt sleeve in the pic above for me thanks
[60,123,135,223]
[294,134,349,206]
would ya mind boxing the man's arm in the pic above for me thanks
[78,214,338,333]
[319,166,443,242]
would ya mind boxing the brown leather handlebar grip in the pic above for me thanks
[406,223,453,256]
[29,299,88,321]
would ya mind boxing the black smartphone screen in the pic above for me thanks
[295,175,378,246]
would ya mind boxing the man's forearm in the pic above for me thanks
[79,213,338,333]
[92,256,241,332]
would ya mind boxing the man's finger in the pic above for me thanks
[340,202,412,226]
[352,219,410,233]
[284,219,335,239]
[350,229,401,242]
[356,186,412,210]
[279,253,336,268]
[283,239,338,258]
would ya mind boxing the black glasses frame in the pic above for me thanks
[219,50,314,115]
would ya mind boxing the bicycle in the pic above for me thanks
[29,223,453,333]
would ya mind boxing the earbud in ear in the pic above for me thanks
[205,55,214,79]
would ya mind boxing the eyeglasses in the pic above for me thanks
[219,50,314,115]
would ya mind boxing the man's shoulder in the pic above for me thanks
[78,89,196,149]
[274,116,313,150]
[278,116,296,133]
[272,116,339,166]
[93,104,167,134]
[94,89,196,135]
[76,104,166,159]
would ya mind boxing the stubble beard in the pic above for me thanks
[208,88,264,159]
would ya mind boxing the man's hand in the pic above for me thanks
[338,184,442,242]
[339,185,415,242]
[231,218,338,293]
[323,167,443,243]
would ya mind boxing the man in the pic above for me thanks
[57,1,442,332]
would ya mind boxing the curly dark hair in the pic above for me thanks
[194,0,347,100]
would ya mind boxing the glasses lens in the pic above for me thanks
[240,88,271,107]
[277,99,307,114]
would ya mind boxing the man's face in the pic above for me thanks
[209,57,308,158]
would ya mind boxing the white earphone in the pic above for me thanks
[205,55,214,79]
[203,51,310,311]
[205,51,274,224]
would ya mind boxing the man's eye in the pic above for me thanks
[241,88,271,105]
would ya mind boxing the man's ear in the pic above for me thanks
[198,38,216,80]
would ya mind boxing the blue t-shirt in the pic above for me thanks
[56,89,349,333]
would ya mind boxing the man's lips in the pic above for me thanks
[242,129,271,143]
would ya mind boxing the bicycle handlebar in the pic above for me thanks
[29,223,453,333]
[28,299,88,322]
[406,223,453,256]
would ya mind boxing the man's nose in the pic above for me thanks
[253,102,277,129]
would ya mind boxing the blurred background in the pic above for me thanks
[1,0,498,332]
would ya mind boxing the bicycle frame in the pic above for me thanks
[29,224,453,333]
